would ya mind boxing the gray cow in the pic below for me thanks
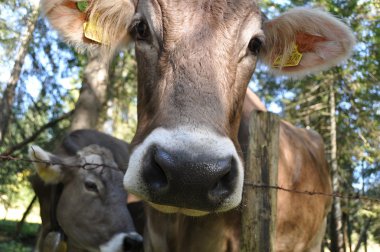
[29,130,143,252]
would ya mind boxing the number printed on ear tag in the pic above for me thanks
[273,43,303,68]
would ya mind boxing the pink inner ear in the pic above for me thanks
[296,33,328,53]
[278,33,331,73]
[61,1,87,22]
[59,1,100,44]
[62,1,77,10]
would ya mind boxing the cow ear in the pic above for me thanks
[260,8,355,77]
[42,0,136,51]
[42,0,90,48]
[29,145,64,184]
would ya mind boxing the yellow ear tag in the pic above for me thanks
[83,15,108,44]
[273,43,303,68]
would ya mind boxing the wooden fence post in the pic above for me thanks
[240,111,280,252]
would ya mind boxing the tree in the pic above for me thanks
[256,1,379,251]
[328,78,344,252]
[0,0,81,223]
[0,0,40,145]
[69,51,109,131]
[99,48,138,141]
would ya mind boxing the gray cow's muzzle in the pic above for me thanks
[100,232,143,252]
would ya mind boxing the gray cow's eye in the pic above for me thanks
[84,181,99,193]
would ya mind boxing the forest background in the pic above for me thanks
[0,0,379,251]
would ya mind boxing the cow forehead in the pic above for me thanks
[79,154,121,176]
[82,154,103,166]
[77,145,118,168]
[61,146,122,180]
[139,0,261,41]
[155,0,259,14]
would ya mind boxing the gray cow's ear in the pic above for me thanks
[29,145,64,184]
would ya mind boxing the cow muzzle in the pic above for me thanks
[100,232,143,252]
[124,127,244,214]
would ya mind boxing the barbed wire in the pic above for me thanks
[244,182,380,204]
[0,153,122,172]
[1,154,379,204]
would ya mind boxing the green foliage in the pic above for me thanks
[0,241,32,252]
[258,0,380,194]
[0,0,79,217]
[0,220,39,252]
[99,48,138,142]
[0,0,138,225]
[0,0,378,250]
[0,0,32,69]
[257,0,380,249]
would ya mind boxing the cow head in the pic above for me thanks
[42,0,354,215]
[29,145,142,251]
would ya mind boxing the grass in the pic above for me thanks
[0,220,39,252]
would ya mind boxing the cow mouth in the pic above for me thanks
[149,202,209,216]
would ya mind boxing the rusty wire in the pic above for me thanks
[244,183,380,204]
[1,154,379,204]
[0,152,122,172]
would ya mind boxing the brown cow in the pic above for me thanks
[29,130,143,252]
[140,88,332,252]
[41,1,354,251]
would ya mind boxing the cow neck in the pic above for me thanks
[50,183,66,237]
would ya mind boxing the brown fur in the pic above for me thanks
[144,89,332,252]
[40,2,353,251]
[261,7,355,76]
[131,0,261,147]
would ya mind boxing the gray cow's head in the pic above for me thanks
[30,145,142,252]
[42,0,354,215]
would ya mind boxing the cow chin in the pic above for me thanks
[149,202,209,217]
[124,126,244,213]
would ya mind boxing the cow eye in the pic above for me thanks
[84,181,99,193]
[248,37,262,55]
[134,21,150,40]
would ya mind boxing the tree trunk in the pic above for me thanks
[353,218,372,252]
[328,82,345,252]
[344,212,352,252]
[14,195,37,238]
[69,52,109,131]
[0,2,40,145]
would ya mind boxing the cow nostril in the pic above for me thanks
[151,155,169,190]
[210,180,229,199]
[142,147,170,193]
[208,158,237,202]
[123,241,132,251]
[123,232,143,252]
[209,173,231,201]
